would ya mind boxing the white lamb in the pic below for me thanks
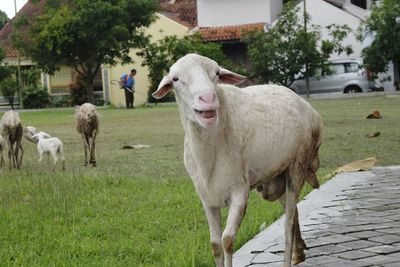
[33,132,65,170]
[152,54,322,267]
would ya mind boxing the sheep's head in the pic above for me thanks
[23,126,39,144]
[153,54,246,128]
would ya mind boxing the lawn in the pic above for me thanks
[1,95,399,266]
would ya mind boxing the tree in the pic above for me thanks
[244,1,352,89]
[0,77,17,109]
[0,10,8,30]
[18,0,158,103]
[358,0,400,90]
[138,34,235,103]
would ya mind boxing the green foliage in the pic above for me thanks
[245,1,352,87]
[0,77,17,109]
[22,85,50,109]
[0,10,8,30]
[17,0,158,103]
[358,0,400,87]
[138,34,232,103]
[22,66,41,87]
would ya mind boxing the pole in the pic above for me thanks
[14,0,23,109]
[304,0,310,98]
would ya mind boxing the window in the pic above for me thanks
[328,64,346,75]
[351,0,367,9]
[344,63,360,73]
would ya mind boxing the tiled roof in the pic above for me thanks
[0,0,46,59]
[199,23,265,42]
[159,0,197,28]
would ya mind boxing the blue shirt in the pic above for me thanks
[121,74,135,89]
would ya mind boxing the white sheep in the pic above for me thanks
[33,132,65,171]
[23,126,51,143]
[153,54,322,267]
[75,103,99,167]
[0,134,5,167]
[0,110,24,169]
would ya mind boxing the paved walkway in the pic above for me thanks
[233,166,400,267]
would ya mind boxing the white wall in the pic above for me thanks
[197,0,282,27]
[297,0,363,60]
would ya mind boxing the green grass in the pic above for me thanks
[1,95,399,266]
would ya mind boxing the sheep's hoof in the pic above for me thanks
[292,249,306,265]
[91,161,97,167]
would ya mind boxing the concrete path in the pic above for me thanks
[233,166,400,267]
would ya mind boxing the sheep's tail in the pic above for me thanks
[305,122,322,189]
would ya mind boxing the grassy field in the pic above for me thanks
[1,95,399,266]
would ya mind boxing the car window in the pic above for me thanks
[328,64,345,75]
[344,62,359,73]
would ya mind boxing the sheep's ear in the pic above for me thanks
[152,76,173,99]
[218,67,247,85]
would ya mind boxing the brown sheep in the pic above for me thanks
[75,103,99,167]
[0,110,24,169]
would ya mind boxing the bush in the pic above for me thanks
[0,77,17,109]
[50,95,70,107]
[22,86,50,109]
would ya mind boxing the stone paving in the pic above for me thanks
[233,166,400,267]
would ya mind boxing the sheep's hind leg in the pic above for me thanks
[203,204,224,267]
[281,173,303,267]
[89,131,97,167]
[279,196,306,265]
[222,189,248,267]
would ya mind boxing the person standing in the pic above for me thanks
[120,69,136,108]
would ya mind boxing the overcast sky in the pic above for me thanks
[1,0,28,19]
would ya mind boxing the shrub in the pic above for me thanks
[22,85,50,109]
[0,77,17,109]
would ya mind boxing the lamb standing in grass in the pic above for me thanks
[33,132,65,170]
[75,103,99,167]
[152,54,322,267]
[0,110,24,169]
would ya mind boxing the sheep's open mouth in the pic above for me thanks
[195,109,216,118]
[194,109,217,125]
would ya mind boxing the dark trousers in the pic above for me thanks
[124,88,134,108]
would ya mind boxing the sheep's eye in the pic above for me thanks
[172,77,179,82]
[216,71,220,76]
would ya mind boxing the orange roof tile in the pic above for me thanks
[0,0,46,59]
[199,23,265,42]
[159,0,197,28]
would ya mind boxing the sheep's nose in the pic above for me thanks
[198,92,217,104]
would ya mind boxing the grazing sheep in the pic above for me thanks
[152,54,322,267]
[0,134,5,167]
[33,132,65,171]
[23,126,51,144]
[75,103,99,167]
[0,110,24,169]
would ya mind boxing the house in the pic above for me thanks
[0,0,194,107]
[193,0,395,91]
[101,2,194,107]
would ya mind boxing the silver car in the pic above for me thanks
[290,59,373,94]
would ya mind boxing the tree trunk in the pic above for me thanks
[86,79,95,104]
[394,61,400,91]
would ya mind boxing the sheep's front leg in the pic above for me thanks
[202,204,224,267]
[222,189,248,267]
[82,135,89,166]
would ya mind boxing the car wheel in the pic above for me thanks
[344,85,362,94]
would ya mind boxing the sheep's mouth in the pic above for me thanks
[194,109,218,126]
